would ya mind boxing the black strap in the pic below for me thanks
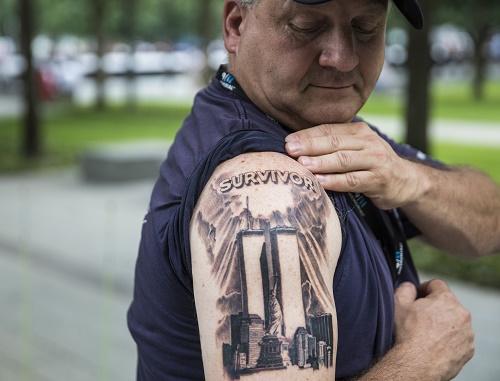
[346,193,418,285]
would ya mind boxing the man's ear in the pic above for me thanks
[222,0,247,54]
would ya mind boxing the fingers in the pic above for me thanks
[394,282,418,334]
[315,170,372,191]
[286,122,363,142]
[314,170,394,204]
[285,122,373,157]
[393,279,475,379]
[394,282,418,308]
[287,134,366,157]
[286,121,417,209]
[298,149,378,174]
[417,278,450,298]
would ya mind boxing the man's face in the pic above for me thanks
[226,0,388,131]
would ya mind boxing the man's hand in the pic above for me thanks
[393,280,475,381]
[359,280,474,381]
[285,122,427,210]
[286,122,500,256]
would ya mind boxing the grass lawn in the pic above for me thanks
[433,143,500,182]
[0,104,190,173]
[1,80,499,288]
[361,80,500,123]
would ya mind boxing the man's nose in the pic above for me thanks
[318,27,359,72]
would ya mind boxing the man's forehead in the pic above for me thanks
[292,0,424,29]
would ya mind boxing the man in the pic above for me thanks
[128,0,500,380]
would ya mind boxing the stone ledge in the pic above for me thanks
[80,140,171,182]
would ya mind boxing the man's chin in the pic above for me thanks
[269,101,361,131]
[301,108,359,127]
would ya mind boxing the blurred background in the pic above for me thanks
[0,0,499,380]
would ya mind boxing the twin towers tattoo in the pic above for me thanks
[196,169,336,379]
[224,220,334,377]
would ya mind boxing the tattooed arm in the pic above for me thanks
[190,152,342,381]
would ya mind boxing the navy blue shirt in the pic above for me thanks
[127,69,431,380]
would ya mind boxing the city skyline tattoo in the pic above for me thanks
[194,170,336,379]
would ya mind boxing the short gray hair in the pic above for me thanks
[237,0,259,7]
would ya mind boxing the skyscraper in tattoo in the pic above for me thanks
[223,221,334,377]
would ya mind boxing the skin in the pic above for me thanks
[225,0,387,130]
[361,280,475,381]
[284,123,500,257]
[191,152,340,381]
[220,0,486,379]
[226,0,500,257]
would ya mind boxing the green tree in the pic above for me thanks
[89,0,109,110]
[403,0,500,153]
[122,0,137,109]
[462,1,500,101]
[404,0,433,154]
[38,0,87,37]
[19,0,42,158]
[433,0,500,100]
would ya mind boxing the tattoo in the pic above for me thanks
[195,170,335,379]
[219,170,316,194]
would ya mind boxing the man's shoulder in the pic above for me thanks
[190,150,342,380]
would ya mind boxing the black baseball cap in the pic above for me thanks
[294,0,424,30]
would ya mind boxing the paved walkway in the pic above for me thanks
[0,165,500,380]
[360,113,500,147]
[0,169,148,381]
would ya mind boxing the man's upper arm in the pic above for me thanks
[190,152,342,380]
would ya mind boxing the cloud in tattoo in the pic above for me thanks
[194,177,335,317]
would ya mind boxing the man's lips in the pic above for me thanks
[310,83,354,90]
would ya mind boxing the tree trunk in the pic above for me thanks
[123,0,137,109]
[92,0,106,110]
[472,25,489,101]
[404,0,432,154]
[19,0,41,158]
[198,0,214,85]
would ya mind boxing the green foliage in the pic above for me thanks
[1,0,498,44]
[0,0,226,43]
[431,0,500,28]
[38,0,88,37]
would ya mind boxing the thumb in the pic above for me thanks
[395,282,418,308]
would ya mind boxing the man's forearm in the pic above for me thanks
[357,343,436,381]
[283,122,500,256]
[402,162,500,257]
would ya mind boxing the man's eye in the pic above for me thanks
[352,22,379,35]
[289,22,321,34]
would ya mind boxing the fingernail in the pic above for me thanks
[398,282,414,289]
[286,134,299,142]
[300,157,314,167]
[315,174,326,184]
[287,141,301,154]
